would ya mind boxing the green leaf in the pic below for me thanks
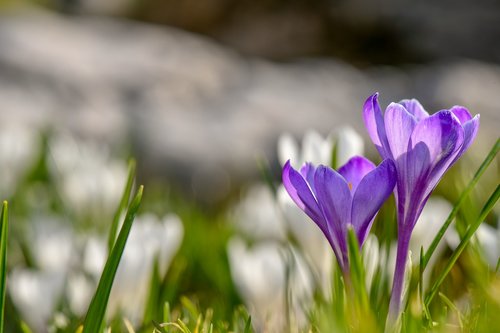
[425,184,500,307]
[143,254,161,324]
[176,318,192,333]
[423,138,499,269]
[347,227,368,309]
[418,247,431,323]
[163,302,171,325]
[243,315,252,333]
[331,140,338,169]
[0,201,8,333]
[180,296,199,321]
[108,159,136,251]
[19,322,33,333]
[82,185,144,333]
[256,156,277,197]
[438,292,463,329]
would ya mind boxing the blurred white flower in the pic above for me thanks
[331,126,364,167]
[66,273,96,316]
[446,217,499,270]
[31,217,75,273]
[362,234,380,291]
[0,123,38,198]
[48,132,127,220]
[227,238,313,332]
[9,217,75,332]
[80,213,184,323]
[475,221,500,269]
[277,126,364,169]
[278,130,332,169]
[9,269,65,331]
[411,197,453,263]
[277,185,333,296]
[411,197,453,284]
[231,185,286,241]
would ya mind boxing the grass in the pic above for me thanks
[0,133,498,333]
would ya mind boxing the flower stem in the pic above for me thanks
[388,229,411,328]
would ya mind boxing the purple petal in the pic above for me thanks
[282,161,327,233]
[399,142,432,228]
[404,111,465,225]
[338,156,375,193]
[351,159,397,245]
[409,110,464,168]
[456,114,480,160]
[399,99,429,121]
[363,93,390,159]
[314,165,352,262]
[448,106,479,165]
[300,162,317,195]
[384,102,418,160]
[450,106,472,124]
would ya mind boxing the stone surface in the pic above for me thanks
[0,10,498,200]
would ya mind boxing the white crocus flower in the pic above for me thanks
[475,221,500,269]
[278,130,331,169]
[278,186,333,296]
[232,185,286,241]
[362,234,380,291]
[0,123,38,198]
[9,269,65,332]
[66,272,96,316]
[79,213,184,324]
[411,197,453,287]
[277,126,364,169]
[31,218,75,273]
[48,132,127,221]
[227,238,313,332]
[331,126,364,167]
[9,218,75,332]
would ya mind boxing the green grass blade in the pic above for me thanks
[243,315,252,333]
[176,318,192,333]
[82,185,144,333]
[425,184,500,307]
[19,322,32,333]
[347,227,368,309]
[108,159,136,251]
[0,201,8,333]
[331,140,338,169]
[423,138,499,269]
[419,246,431,323]
[143,254,161,324]
[256,157,277,196]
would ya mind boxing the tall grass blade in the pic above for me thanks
[425,184,500,307]
[347,227,368,309]
[82,185,144,333]
[243,315,252,333]
[0,201,8,333]
[108,159,136,251]
[256,157,277,196]
[423,138,499,269]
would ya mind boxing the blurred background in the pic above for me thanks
[0,1,499,332]
[0,0,499,204]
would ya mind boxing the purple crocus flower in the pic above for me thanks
[282,156,396,274]
[363,93,480,317]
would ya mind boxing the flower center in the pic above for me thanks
[348,182,353,191]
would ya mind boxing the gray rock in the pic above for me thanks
[0,10,498,201]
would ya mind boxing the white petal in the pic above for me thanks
[331,126,364,167]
